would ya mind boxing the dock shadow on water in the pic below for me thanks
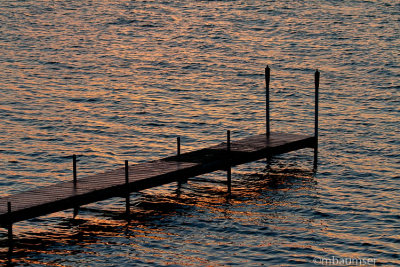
[0,161,317,266]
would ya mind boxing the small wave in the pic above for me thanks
[68,97,103,103]
[108,17,137,25]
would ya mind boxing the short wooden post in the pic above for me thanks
[72,154,79,218]
[176,137,188,186]
[227,130,231,193]
[314,70,320,170]
[177,137,181,156]
[125,160,130,217]
[176,137,183,187]
[7,202,13,247]
[265,65,271,137]
[73,154,77,187]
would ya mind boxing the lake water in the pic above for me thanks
[0,0,399,266]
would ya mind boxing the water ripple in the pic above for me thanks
[0,0,399,265]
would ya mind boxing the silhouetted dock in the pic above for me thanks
[0,67,320,249]
[0,131,315,227]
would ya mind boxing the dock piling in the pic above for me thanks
[227,130,231,152]
[265,66,272,167]
[125,160,130,217]
[177,137,181,156]
[73,154,77,187]
[265,65,270,137]
[7,202,13,247]
[227,130,231,193]
[314,70,320,170]
[176,136,187,187]
[72,154,79,218]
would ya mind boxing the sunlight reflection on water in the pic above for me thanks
[0,0,399,265]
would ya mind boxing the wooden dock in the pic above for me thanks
[0,132,315,226]
[0,67,320,247]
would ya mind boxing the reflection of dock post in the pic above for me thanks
[125,160,130,218]
[314,70,320,170]
[72,155,79,218]
[227,130,231,193]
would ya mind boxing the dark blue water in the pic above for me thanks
[0,0,399,266]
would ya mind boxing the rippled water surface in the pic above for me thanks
[0,0,399,266]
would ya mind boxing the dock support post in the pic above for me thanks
[73,154,77,187]
[177,136,181,188]
[227,130,231,193]
[265,65,270,137]
[177,137,181,156]
[265,66,272,169]
[176,137,187,187]
[7,202,13,251]
[125,160,130,218]
[72,154,79,218]
[314,70,320,170]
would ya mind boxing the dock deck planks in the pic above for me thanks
[0,132,315,226]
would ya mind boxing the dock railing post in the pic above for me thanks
[72,154,79,218]
[176,136,186,187]
[73,154,77,187]
[177,136,181,156]
[314,70,320,170]
[265,66,272,169]
[125,160,130,218]
[227,130,231,193]
[7,202,13,249]
[265,65,270,137]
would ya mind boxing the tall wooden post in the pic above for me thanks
[314,70,320,170]
[265,65,270,137]
[227,130,231,193]
[265,66,272,168]
[125,160,130,218]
